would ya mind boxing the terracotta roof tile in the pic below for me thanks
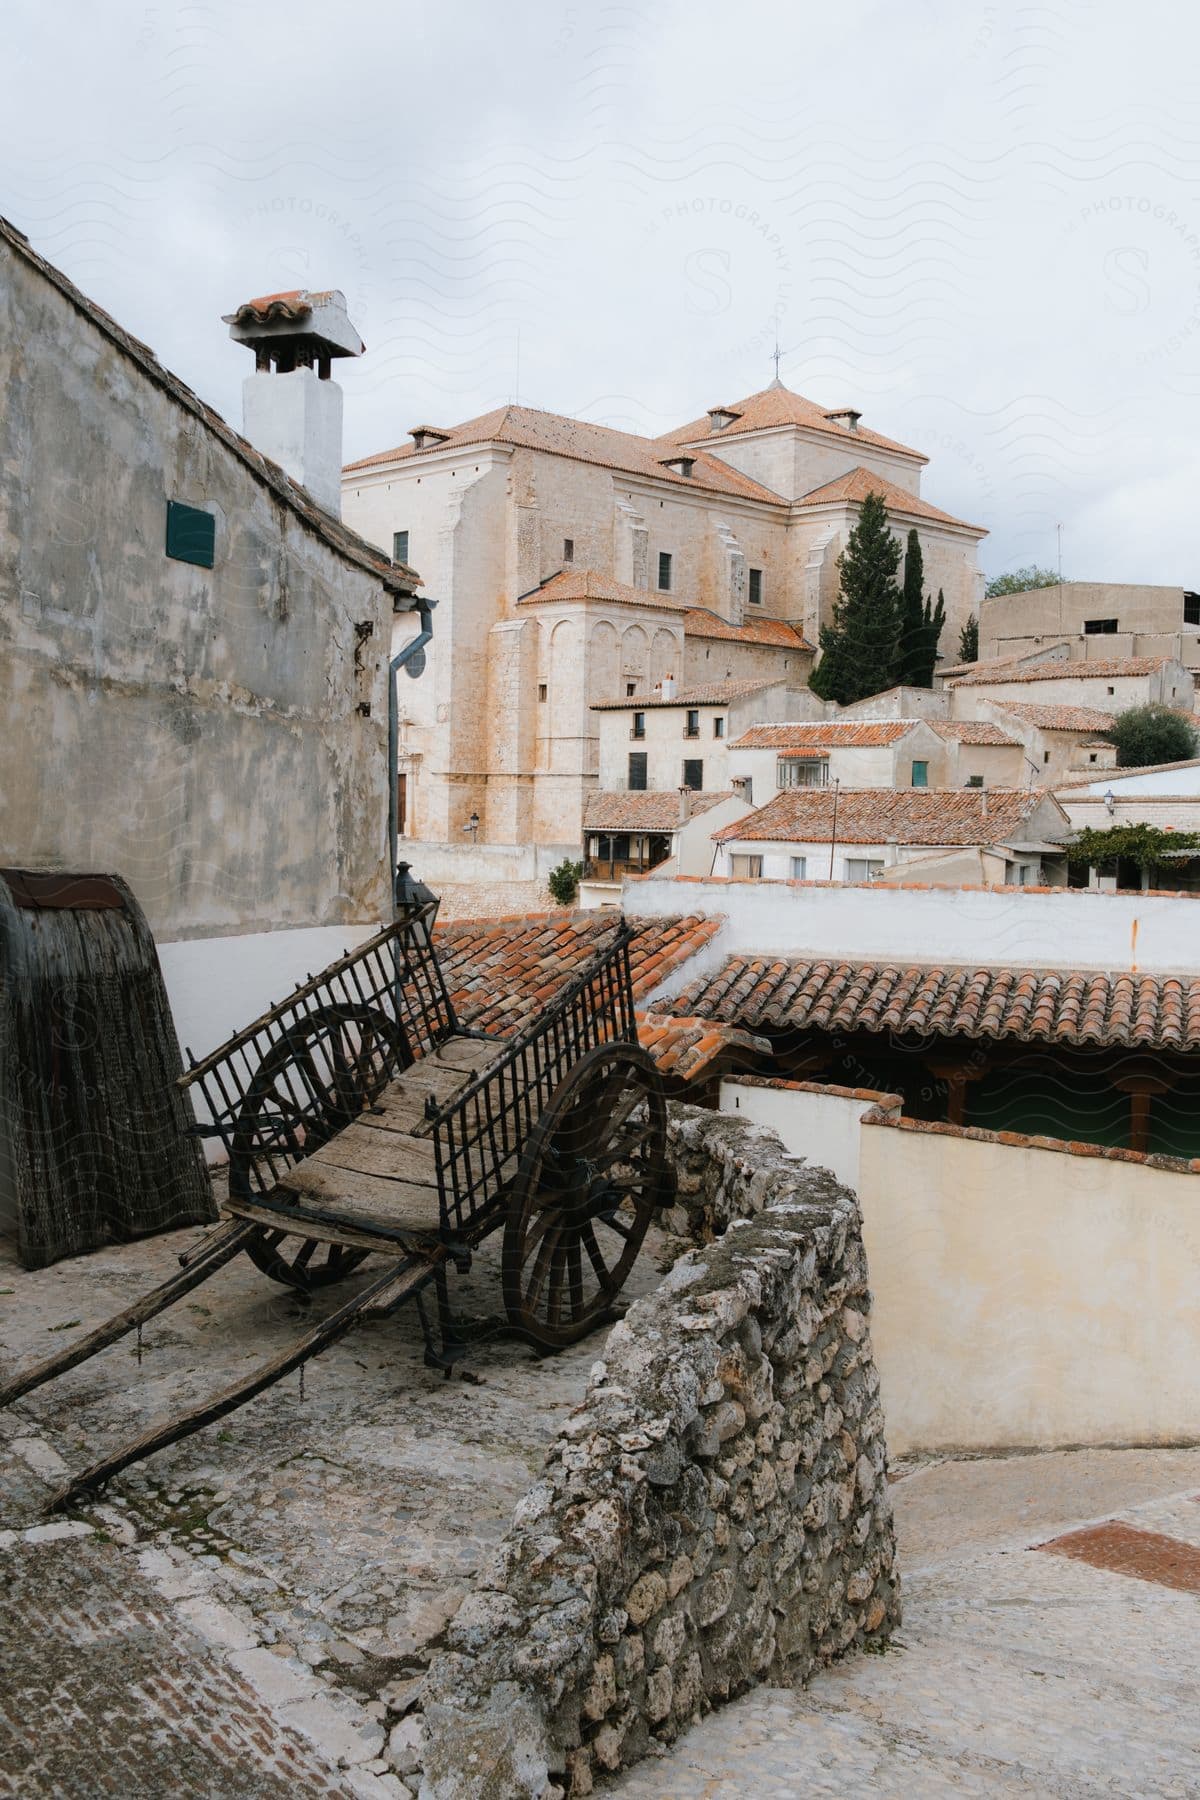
[995,701,1119,733]
[951,657,1173,687]
[583,790,734,832]
[682,609,814,651]
[434,910,724,1036]
[518,570,689,612]
[793,465,985,533]
[635,1011,770,1084]
[729,721,918,749]
[927,719,1022,746]
[592,678,778,711]
[657,383,927,464]
[655,955,1200,1051]
[344,403,787,505]
[715,786,1062,847]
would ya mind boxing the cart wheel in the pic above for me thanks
[231,1003,410,1291]
[503,1041,668,1349]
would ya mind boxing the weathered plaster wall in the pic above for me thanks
[417,1106,898,1798]
[0,240,392,940]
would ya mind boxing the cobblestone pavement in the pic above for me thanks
[0,1204,663,1796]
[613,1447,1200,1798]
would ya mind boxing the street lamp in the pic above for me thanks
[393,860,440,945]
[462,811,480,841]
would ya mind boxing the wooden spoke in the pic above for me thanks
[503,1042,668,1349]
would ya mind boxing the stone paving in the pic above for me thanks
[0,1198,663,1796]
[613,1447,1200,1798]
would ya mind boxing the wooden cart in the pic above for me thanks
[0,903,671,1508]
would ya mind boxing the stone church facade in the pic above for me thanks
[342,384,986,850]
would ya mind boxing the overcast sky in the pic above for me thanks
[4,0,1198,583]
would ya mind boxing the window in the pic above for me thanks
[682,759,703,790]
[538,683,547,703]
[658,551,673,592]
[1185,592,1200,626]
[845,858,885,882]
[1089,752,1098,763]
[392,529,410,564]
[1107,686,1115,695]
[778,757,827,789]
[748,568,763,605]
[713,716,725,738]
[631,711,646,739]
[966,774,984,788]
[626,681,637,697]
[911,760,929,788]
[790,856,807,879]
[1084,618,1118,634]
[1007,862,1036,886]
[684,709,700,738]
[563,537,574,563]
[730,854,763,878]
[628,752,648,790]
[165,501,215,569]
[1043,751,1051,764]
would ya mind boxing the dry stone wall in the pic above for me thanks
[416,1106,899,1798]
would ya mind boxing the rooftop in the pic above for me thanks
[995,701,1121,733]
[927,719,1023,746]
[343,402,789,506]
[592,678,780,712]
[729,721,920,750]
[715,786,1060,847]
[433,910,724,1035]
[0,217,418,599]
[951,656,1174,687]
[793,466,986,534]
[654,953,1200,1050]
[682,609,814,652]
[518,570,689,612]
[583,791,735,833]
[657,382,928,464]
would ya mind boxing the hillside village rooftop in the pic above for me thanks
[711,786,1061,846]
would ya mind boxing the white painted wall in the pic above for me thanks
[719,1078,884,1190]
[626,870,1200,973]
[1064,761,1200,797]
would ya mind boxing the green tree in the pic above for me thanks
[985,565,1062,598]
[1107,704,1199,769]
[1066,823,1200,877]
[547,858,584,905]
[958,613,979,663]
[895,535,946,687]
[809,492,903,705]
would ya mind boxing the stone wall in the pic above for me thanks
[416,1106,899,1798]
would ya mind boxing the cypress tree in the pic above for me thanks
[958,614,979,663]
[917,587,946,686]
[897,530,927,687]
[809,492,903,705]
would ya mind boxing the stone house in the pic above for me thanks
[1055,757,1200,891]
[578,787,752,906]
[342,383,986,858]
[0,215,421,1062]
[592,676,816,798]
[946,653,1194,716]
[979,580,1200,675]
[724,718,1024,803]
[711,787,1071,887]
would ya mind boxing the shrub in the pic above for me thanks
[1107,704,1199,769]
[547,858,584,906]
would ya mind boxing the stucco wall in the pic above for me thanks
[858,1114,1200,1451]
[719,1077,892,1191]
[1,238,393,942]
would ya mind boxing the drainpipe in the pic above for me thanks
[388,596,436,916]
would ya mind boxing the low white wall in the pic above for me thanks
[627,872,1198,973]
[719,1077,889,1191]
[400,839,575,885]
[858,1119,1200,1452]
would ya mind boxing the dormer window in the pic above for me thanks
[824,408,862,433]
[660,455,696,478]
[707,407,741,431]
[409,425,451,450]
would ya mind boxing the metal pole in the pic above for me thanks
[389,597,436,917]
[827,779,841,881]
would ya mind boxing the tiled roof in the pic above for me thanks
[927,719,1022,746]
[1056,753,1200,790]
[635,1013,771,1084]
[0,217,419,598]
[682,609,814,651]
[715,786,1060,847]
[652,955,1200,1051]
[658,383,927,464]
[793,466,985,533]
[995,702,1119,733]
[434,911,725,1035]
[583,790,733,832]
[951,656,1172,687]
[592,678,778,711]
[939,648,1066,681]
[729,721,918,749]
[226,289,312,325]
[344,404,788,506]
[518,570,689,612]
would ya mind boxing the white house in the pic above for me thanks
[579,788,750,907]
[592,677,819,797]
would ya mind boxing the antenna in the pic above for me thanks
[515,326,521,404]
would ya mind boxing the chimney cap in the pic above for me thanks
[224,288,364,359]
[659,454,697,477]
[409,425,452,450]
[824,406,862,433]
[707,406,742,430]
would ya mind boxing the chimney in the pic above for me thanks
[224,288,364,515]
[678,785,693,825]
[825,407,862,434]
[661,674,677,700]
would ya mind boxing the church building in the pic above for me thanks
[342,383,986,854]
